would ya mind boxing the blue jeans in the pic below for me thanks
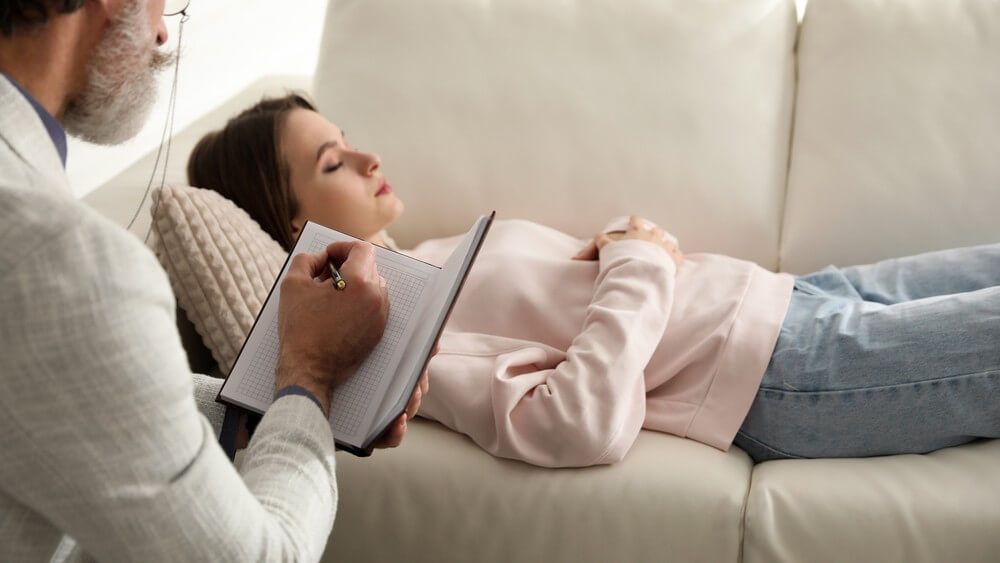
[734,244,1000,463]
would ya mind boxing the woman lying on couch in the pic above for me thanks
[184,93,1000,467]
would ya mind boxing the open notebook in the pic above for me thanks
[218,213,494,456]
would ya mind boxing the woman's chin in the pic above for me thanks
[385,197,405,224]
[370,198,403,237]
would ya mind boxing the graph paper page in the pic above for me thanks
[220,221,437,447]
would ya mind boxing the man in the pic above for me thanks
[0,1,423,560]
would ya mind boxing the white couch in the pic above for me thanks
[84,0,1000,561]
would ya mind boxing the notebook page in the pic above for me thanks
[371,214,494,433]
[221,221,438,446]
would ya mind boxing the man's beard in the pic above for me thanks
[63,0,175,145]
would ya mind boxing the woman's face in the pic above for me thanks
[282,108,404,240]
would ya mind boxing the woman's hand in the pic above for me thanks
[572,215,684,268]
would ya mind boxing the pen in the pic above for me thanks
[327,259,347,291]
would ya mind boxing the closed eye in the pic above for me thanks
[324,162,343,173]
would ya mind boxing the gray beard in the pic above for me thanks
[63,1,175,145]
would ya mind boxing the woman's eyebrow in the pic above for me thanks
[315,140,339,163]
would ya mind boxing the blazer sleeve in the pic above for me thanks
[420,240,676,468]
[0,211,337,563]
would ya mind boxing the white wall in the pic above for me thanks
[68,0,328,197]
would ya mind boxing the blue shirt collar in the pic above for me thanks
[2,72,68,168]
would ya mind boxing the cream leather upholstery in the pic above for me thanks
[781,0,1000,274]
[316,0,798,270]
[744,440,1000,563]
[83,0,1000,560]
[327,420,753,563]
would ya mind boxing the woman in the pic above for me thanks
[187,94,1000,467]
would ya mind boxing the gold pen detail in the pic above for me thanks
[327,260,346,291]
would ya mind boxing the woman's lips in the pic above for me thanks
[376,181,393,196]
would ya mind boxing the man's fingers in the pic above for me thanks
[376,414,407,449]
[324,241,362,263]
[286,250,330,280]
[326,241,378,280]
[405,385,421,419]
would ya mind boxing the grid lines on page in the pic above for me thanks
[242,321,280,405]
[327,261,425,436]
[303,235,429,437]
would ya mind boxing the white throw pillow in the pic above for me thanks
[150,184,286,374]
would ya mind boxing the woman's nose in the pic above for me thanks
[364,152,381,175]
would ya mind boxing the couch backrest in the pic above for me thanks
[314,0,798,269]
[781,0,1000,274]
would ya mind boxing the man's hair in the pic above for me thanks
[0,0,88,36]
[187,93,319,251]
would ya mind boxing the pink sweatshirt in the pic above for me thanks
[407,218,794,468]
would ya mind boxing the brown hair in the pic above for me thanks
[187,93,317,251]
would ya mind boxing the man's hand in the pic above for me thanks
[572,215,684,267]
[371,367,430,449]
[371,342,436,449]
[275,241,389,413]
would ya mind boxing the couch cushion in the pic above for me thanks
[314,0,798,269]
[326,418,754,563]
[781,0,1000,274]
[743,439,1000,563]
[150,184,286,375]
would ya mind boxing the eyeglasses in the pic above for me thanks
[164,0,190,16]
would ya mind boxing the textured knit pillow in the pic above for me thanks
[150,184,287,374]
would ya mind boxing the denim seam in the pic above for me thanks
[757,368,1000,394]
[735,430,805,460]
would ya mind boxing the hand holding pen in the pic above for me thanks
[276,241,389,410]
[313,258,346,290]
[327,260,347,291]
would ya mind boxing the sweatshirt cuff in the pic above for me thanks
[598,238,677,274]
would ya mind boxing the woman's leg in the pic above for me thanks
[734,286,1000,463]
[838,243,1000,304]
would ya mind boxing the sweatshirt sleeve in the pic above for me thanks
[420,239,676,468]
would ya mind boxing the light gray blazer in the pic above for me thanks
[0,76,340,562]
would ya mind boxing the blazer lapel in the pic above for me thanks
[0,75,72,196]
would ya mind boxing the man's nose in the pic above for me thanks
[156,18,168,46]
